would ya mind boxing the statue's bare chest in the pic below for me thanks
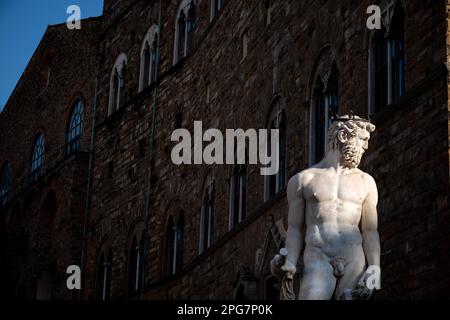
[303,171,368,205]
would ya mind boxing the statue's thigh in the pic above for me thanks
[299,261,336,300]
[334,253,366,300]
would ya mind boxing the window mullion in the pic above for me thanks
[207,205,213,247]
[200,204,205,253]
[172,227,178,274]
[229,176,235,230]
[102,262,109,300]
[183,13,188,58]
[238,172,244,223]
[387,38,393,105]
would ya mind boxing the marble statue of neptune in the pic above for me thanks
[271,115,381,300]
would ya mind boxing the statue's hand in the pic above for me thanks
[281,260,296,275]
[354,265,381,300]
[270,255,296,279]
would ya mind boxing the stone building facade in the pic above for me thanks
[1,0,449,300]
[0,17,100,299]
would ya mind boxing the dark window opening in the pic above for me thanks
[0,162,12,207]
[65,100,85,156]
[266,108,287,200]
[311,63,339,165]
[98,250,112,300]
[110,69,119,114]
[177,12,186,63]
[30,133,45,183]
[372,1,405,114]
[200,175,214,253]
[186,3,196,56]
[150,35,158,83]
[390,2,405,102]
[143,42,150,88]
[374,27,388,114]
[166,213,184,276]
[230,164,247,229]
[128,233,144,294]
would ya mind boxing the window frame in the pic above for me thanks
[139,25,159,92]
[30,133,45,182]
[309,62,339,166]
[210,0,224,22]
[368,0,405,116]
[65,99,85,156]
[173,0,197,65]
[166,213,185,276]
[199,172,214,254]
[108,53,128,116]
[229,164,247,231]
[128,231,145,294]
[97,249,113,301]
[0,161,12,206]
[264,104,287,202]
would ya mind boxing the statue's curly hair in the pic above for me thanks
[327,116,376,151]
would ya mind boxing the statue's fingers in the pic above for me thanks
[357,276,366,288]
[360,288,372,300]
[351,289,364,298]
[273,255,282,265]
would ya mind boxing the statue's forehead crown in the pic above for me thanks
[329,112,376,134]
[330,111,371,124]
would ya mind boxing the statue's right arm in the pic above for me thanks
[284,173,305,273]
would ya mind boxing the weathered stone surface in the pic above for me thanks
[1,0,449,300]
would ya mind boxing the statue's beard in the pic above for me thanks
[340,142,364,169]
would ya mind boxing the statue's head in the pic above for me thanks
[327,115,376,168]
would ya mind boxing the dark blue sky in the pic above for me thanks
[0,1,104,111]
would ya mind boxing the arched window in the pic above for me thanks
[142,43,151,88]
[309,62,339,165]
[174,0,196,64]
[186,3,196,55]
[265,0,274,25]
[110,69,119,112]
[98,248,113,300]
[176,12,186,63]
[139,25,159,92]
[210,0,224,21]
[65,100,85,156]
[390,3,405,100]
[229,164,247,230]
[369,0,405,115]
[372,26,388,114]
[128,231,144,294]
[166,213,184,276]
[109,54,127,115]
[119,61,126,102]
[0,162,12,206]
[264,101,287,201]
[199,172,214,253]
[150,38,158,83]
[30,133,45,182]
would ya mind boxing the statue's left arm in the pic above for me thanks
[361,174,381,270]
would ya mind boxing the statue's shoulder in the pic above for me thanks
[289,169,315,187]
[357,169,377,187]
